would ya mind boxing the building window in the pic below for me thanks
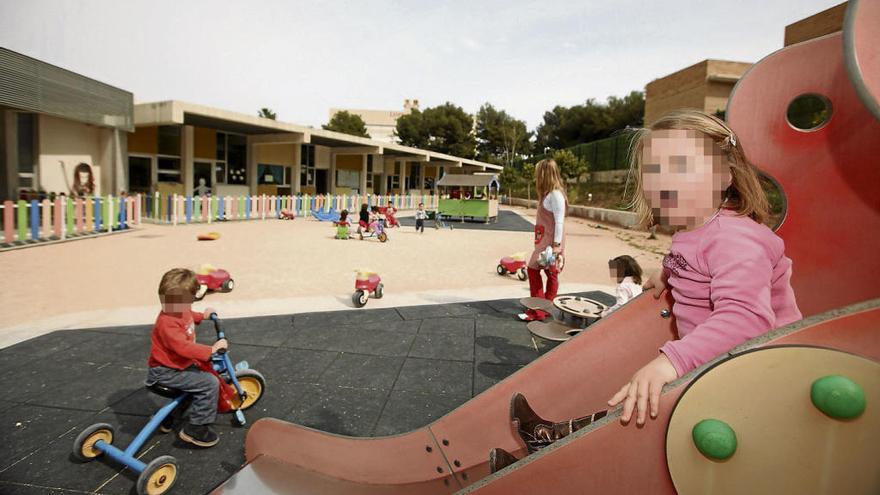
[226,134,247,185]
[258,164,287,185]
[16,113,36,190]
[157,157,181,183]
[366,156,374,188]
[300,144,315,186]
[158,126,181,156]
[408,163,421,190]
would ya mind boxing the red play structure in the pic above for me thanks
[212,3,880,493]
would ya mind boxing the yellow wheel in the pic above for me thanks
[72,423,114,462]
[137,455,178,495]
[231,369,266,410]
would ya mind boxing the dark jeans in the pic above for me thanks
[415,219,424,232]
[146,366,219,425]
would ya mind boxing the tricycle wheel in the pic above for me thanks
[231,369,266,410]
[497,264,506,275]
[517,268,528,281]
[137,455,178,495]
[353,290,368,308]
[374,283,384,299]
[194,284,208,301]
[221,279,235,292]
[378,232,388,242]
[73,423,114,462]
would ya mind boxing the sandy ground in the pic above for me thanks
[0,206,671,348]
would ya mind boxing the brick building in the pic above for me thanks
[644,59,752,125]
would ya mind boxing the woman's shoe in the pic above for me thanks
[489,448,520,474]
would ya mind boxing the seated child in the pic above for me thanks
[601,255,644,316]
[357,204,370,240]
[145,268,229,448]
[335,209,351,239]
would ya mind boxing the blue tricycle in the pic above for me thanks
[72,314,266,495]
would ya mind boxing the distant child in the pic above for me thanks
[602,255,643,316]
[336,209,351,239]
[415,203,428,233]
[357,204,370,240]
[145,268,229,448]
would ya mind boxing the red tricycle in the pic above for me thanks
[353,269,384,308]
[195,264,235,300]
[497,253,528,281]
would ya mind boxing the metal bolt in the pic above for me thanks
[660,309,671,318]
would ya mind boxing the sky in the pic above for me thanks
[0,0,841,130]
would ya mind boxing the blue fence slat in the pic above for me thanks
[245,196,251,219]
[218,197,225,219]
[166,195,172,222]
[185,197,192,223]
[29,200,39,240]
[119,197,126,229]
[276,197,281,214]
[94,197,102,230]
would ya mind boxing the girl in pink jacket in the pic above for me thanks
[488,109,802,472]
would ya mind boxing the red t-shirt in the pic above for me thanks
[148,310,213,369]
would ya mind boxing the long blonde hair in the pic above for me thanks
[535,159,568,201]
[627,109,769,227]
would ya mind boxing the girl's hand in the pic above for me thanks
[643,269,668,299]
[608,353,678,426]
[552,245,562,255]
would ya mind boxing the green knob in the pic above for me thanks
[692,419,737,461]
[811,375,866,419]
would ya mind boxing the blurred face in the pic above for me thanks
[641,130,731,228]
[78,171,89,183]
[160,291,194,314]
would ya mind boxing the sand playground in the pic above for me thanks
[0,206,671,348]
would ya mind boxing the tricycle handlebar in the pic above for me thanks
[209,313,227,354]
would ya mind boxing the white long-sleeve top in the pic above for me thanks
[603,276,644,316]
[543,190,566,244]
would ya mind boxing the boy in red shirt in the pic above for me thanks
[146,268,228,447]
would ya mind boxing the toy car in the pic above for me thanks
[353,269,383,308]
[195,264,234,300]
[497,252,528,281]
[72,314,265,495]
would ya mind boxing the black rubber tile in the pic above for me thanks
[393,358,472,397]
[485,298,526,315]
[236,380,314,424]
[26,363,145,412]
[0,404,95,472]
[3,411,165,494]
[293,308,402,329]
[2,358,105,404]
[473,363,523,395]
[417,317,475,335]
[0,482,85,494]
[397,210,533,232]
[0,330,102,359]
[0,352,40,377]
[474,333,543,366]
[60,331,152,365]
[198,314,295,347]
[82,323,153,337]
[408,332,474,362]
[373,390,471,436]
[251,348,339,384]
[396,304,484,320]
[317,354,405,391]
[282,384,389,437]
[285,327,415,357]
[105,386,172,417]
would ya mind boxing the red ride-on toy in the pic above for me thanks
[195,264,234,300]
[353,269,383,308]
[497,252,528,281]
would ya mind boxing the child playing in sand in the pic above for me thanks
[145,268,229,447]
[415,203,428,233]
[335,209,351,239]
[601,255,644,316]
[488,109,803,472]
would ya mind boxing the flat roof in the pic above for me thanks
[135,100,501,170]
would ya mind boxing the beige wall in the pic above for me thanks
[784,2,847,46]
[315,145,331,169]
[254,144,296,166]
[644,59,751,124]
[38,114,103,195]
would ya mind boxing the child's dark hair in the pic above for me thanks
[418,202,424,207]
[360,203,368,212]
[608,255,643,284]
[340,209,348,221]
[371,206,379,212]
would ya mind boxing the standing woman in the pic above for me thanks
[518,159,567,321]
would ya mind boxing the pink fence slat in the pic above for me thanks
[229,196,237,220]
[53,198,62,238]
[2,201,13,243]
[201,196,209,222]
[74,198,84,233]
[126,198,134,225]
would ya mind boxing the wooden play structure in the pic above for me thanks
[212,2,880,493]
[435,174,500,223]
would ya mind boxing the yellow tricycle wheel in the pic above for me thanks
[137,455,178,495]
[231,369,266,410]
[72,423,114,462]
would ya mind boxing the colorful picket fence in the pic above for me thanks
[1,194,142,246]
[139,193,439,225]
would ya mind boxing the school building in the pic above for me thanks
[329,99,420,143]
[0,48,499,203]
